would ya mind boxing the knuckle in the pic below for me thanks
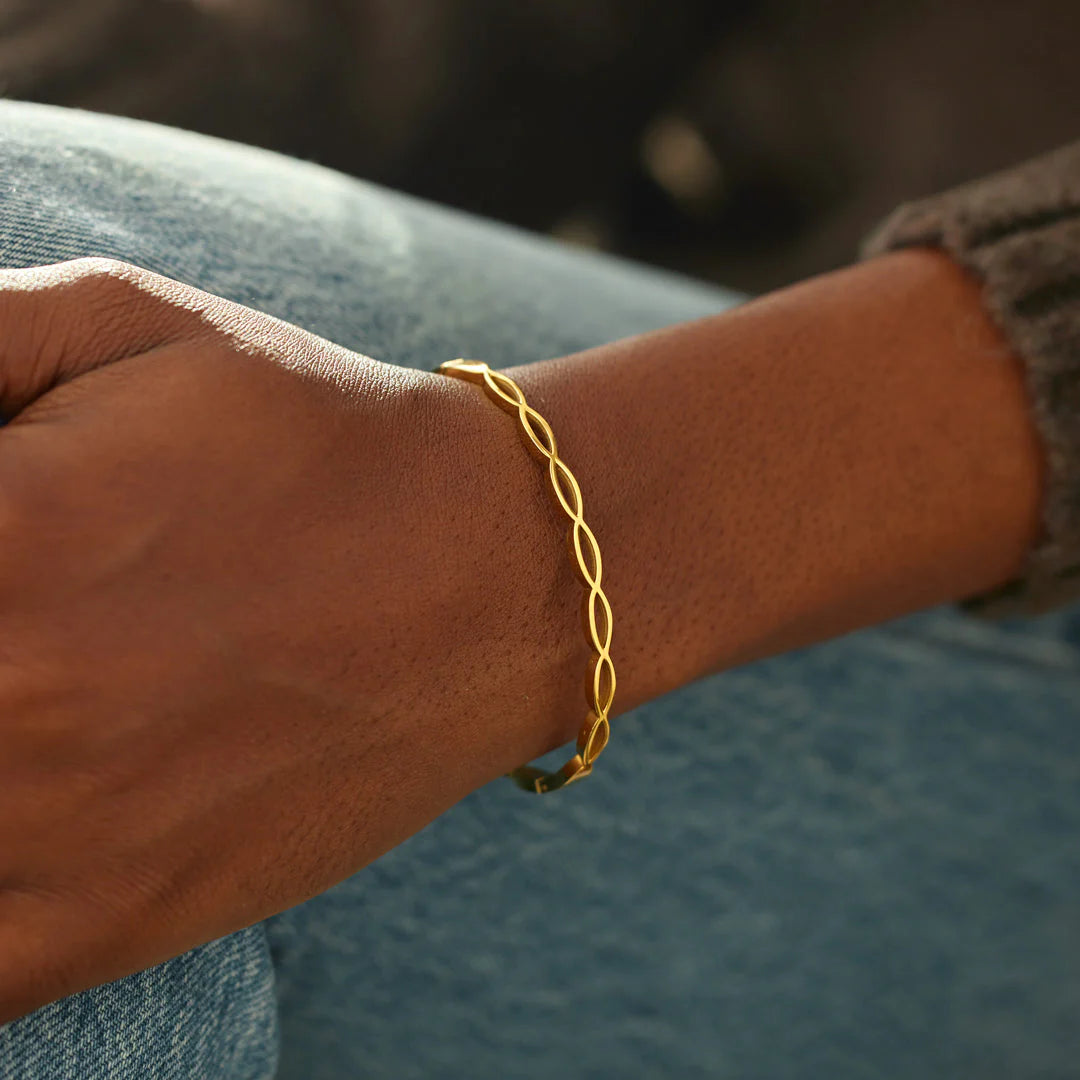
[17,257,158,304]
[50,261,183,372]
[0,259,216,393]
[65,255,142,281]
[38,258,178,323]
[0,258,153,309]
[63,257,160,309]
[61,259,203,345]
[0,259,172,388]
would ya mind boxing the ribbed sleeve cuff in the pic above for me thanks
[862,143,1080,619]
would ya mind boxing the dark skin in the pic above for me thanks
[0,249,1042,1021]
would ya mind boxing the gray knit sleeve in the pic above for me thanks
[862,143,1080,619]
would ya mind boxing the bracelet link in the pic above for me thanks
[510,757,591,795]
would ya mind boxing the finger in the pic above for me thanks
[0,258,210,416]
[0,884,163,1025]
[0,872,236,1026]
[0,886,116,1024]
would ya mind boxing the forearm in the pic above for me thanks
[488,249,1043,750]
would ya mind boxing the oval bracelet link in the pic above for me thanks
[437,359,616,794]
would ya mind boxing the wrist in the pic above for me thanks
[416,246,1044,772]
[411,369,591,774]
[504,249,1044,704]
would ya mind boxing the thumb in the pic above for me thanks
[0,259,207,417]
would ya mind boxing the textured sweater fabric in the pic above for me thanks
[864,144,1080,620]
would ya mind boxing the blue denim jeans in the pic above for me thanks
[0,100,1078,1080]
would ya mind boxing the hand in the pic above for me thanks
[0,260,583,1021]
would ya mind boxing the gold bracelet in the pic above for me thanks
[436,359,616,794]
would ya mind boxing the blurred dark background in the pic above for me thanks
[1,0,1077,293]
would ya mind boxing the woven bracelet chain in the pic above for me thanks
[436,359,616,794]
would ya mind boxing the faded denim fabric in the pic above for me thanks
[0,101,1078,1080]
